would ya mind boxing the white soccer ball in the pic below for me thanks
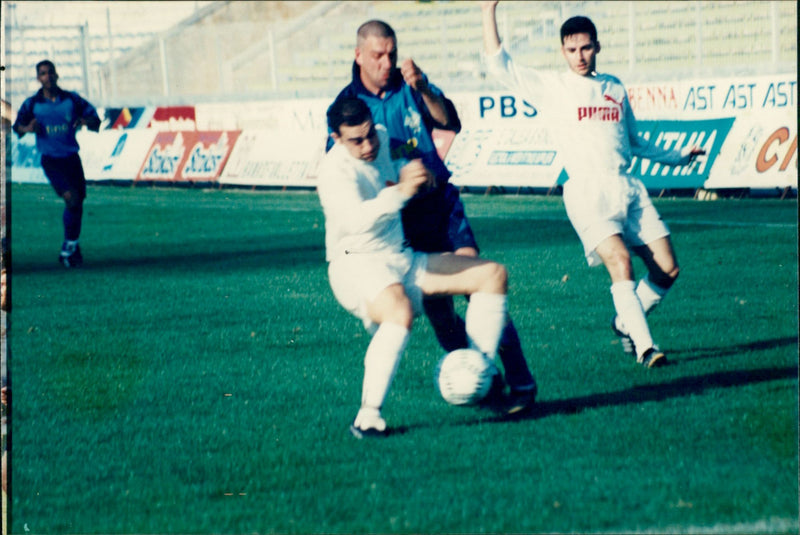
[435,348,498,406]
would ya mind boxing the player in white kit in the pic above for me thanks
[318,98,516,437]
[480,1,705,367]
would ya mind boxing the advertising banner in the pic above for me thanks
[219,130,327,187]
[627,74,796,119]
[195,99,329,132]
[137,130,241,182]
[78,129,158,181]
[631,118,735,190]
[706,112,797,189]
[103,106,155,129]
[445,126,563,188]
[148,106,197,131]
[8,74,795,193]
[445,91,561,188]
[445,93,736,190]
[8,134,47,184]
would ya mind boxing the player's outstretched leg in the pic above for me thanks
[610,280,665,368]
[351,322,410,438]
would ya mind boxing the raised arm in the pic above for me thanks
[400,58,456,129]
[481,1,502,56]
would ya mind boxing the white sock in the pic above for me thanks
[62,240,79,255]
[636,274,670,315]
[465,292,507,360]
[360,322,410,415]
[610,280,653,359]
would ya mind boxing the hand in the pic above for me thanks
[687,146,706,162]
[400,59,429,94]
[480,0,499,10]
[397,159,434,197]
[18,118,39,134]
[73,116,101,132]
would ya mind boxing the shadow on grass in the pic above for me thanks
[668,336,798,363]
[389,364,798,436]
[505,364,798,423]
[11,242,325,273]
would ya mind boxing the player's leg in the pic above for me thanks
[404,188,472,355]
[631,235,679,315]
[419,186,476,353]
[42,154,86,267]
[422,296,468,352]
[421,253,507,359]
[445,185,536,410]
[328,256,412,438]
[595,234,663,367]
[617,196,675,365]
[350,283,413,438]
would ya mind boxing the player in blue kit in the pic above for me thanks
[13,60,101,267]
[327,20,537,413]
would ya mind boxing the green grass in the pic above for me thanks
[7,183,798,534]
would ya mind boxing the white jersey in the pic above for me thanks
[485,46,691,220]
[317,125,411,262]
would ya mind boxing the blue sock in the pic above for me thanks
[423,296,468,352]
[63,203,83,242]
[497,319,536,390]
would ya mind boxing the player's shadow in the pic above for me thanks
[667,336,798,363]
[507,363,797,423]
[12,238,325,273]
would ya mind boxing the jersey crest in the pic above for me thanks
[403,106,422,136]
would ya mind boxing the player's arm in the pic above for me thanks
[481,1,502,55]
[479,0,543,100]
[400,59,456,129]
[71,93,101,132]
[625,100,705,165]
[12,100,38,137]
[396,159,434,197]
[318,164,408,236]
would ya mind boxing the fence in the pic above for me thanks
[3,1,797,109]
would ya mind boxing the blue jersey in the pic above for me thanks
[13,88,99,158]
[327,62,460,186]
[327,62,465,252]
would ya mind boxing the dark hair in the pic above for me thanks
[357,20,396,46]
[327,97,372,134]
[36,59,56,73]
[560,16,597,43]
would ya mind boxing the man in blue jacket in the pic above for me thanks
[13,60,100,267]
[327,21,537,413]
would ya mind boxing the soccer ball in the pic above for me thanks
[435,348,498,406]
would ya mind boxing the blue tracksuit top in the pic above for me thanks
[13,88,99,158]
[327,62,461,186]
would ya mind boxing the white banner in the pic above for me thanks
[195,100,329,132]
[219,130,327,187]
[626,74,796,119]
[9,74,797,192]
[706,111,797,189]
[79,129,158,181]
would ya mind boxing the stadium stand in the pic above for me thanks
[4,0,796,107]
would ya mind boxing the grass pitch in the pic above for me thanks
[7,183,799,534]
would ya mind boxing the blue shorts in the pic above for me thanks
[40,153,86,200]
[402,183,478,253]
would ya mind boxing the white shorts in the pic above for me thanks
[565,180,670,267]
[328,249,429,332]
